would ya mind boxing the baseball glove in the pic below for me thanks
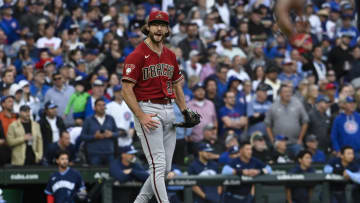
[174,108,201,128]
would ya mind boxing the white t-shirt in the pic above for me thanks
[227,68,250,82]
[106,100,134,146]
[222,47,247,60]
[67,126,82,145]
[36,37,62,50]
[46,117,59,142]
[185,61,202,78]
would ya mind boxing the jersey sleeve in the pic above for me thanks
[122,52,144,84]
[171,53,183,84]
[44,177,54,195]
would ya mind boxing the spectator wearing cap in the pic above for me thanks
[36,24,62,55]
[185,50,202,78]
[123,32,141,57]
[110,145,148,203]
[264,64,281,100]
[15,60,34,83]
[14,45,35,78]
[80,98,119,165]
[188,142,221,203]
[219,130,240,165]
[19,79,40,120]
[46,130,76,166]
[221,36,247,61]
[7,105,42,166]
[39,101,66,154]
[331,96,360,156]
[227,55,250,82]
[187,83,217,144]
[305,134,326,163]
[0,4,20,44]
[42,60,56,85]
[0,95,16,135]
[178,23,206,60]
[106,85,134,147]
[328,27,353,79]
[265,84,309,158]
[9,83,24,114]
[251,132,272,163]
[286,150,315,203]
[307,95,332,152]
[30,70,51,104]
[66,28,85,51]
[247,83,272,136]
[84,79,110,118]
[44,72,75,124]
[248,8,267,42]
[219,90,247,137]
[337,14,359,48]
[64,79,90,122]
[271,135,292,163]
[222,141,271,202]
[278,58,302,88]
[227,76,247,111]
[202,123,224,157]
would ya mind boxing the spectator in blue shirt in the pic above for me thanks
[219,91,247,137]
[222,141,271,203]
[337,14,359,47]
[304,134,326,163]
[188,143,221,203]
[331,96,360,157]
[324,146,360,203]
[278,58,302,88]
[286,150,315,203]
[80,98,119,165]
[110,145,149,203]
[0,5,20,44]
[219,131,240,165]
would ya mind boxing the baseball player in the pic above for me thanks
[122,10,200,203]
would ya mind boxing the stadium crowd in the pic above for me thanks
[0,0,359,202]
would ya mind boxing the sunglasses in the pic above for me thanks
[53,77,62,81]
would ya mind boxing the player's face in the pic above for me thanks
[56,154,69,169]
[148,22,168,44]
[240,145,252,160]
[342,149,354,163]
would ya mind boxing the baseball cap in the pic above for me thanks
[189,50,199,58]
[113,85,122,92]
[341,14,353,20]
[25,32,34,39]
[192,83,205,91]
[203,123,216,131]
[45,101,58,109]
[19,105,30,112]
[228,76,242,85]
[18,80,29,89]
[266,65,279,74]
[325,83,336,90]
[44,60,55,68]
[321,2,331,9]
[102,15,112,24]
[305,134,317,142]
[346,96,355,103]
[1,4,11,10]
[128,32,140,38]
[256,83,268,92]
[97,76,108,83]
[93,79,104,86]
[122,145,138,154]
[282,58,294,65]
[229,146,240,154]
[317,9,329,17]
[275,135,288,141]
[85,49,99,55]
[148,10,169,25]
[9,84,22,96]
[225,134,236,145]
[1,95,14,103]
[252,133,264,141]
[343,3,353,10]
[316,95,331,103]
[197,143,214,152]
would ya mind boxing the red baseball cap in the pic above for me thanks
[325,83,336,90]
[148,10,169,25]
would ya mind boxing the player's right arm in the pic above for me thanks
[122,81,160,133]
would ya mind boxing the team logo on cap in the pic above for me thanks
[156,13,163,19]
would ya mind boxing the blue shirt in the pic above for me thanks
[278,73,302,88]
[288,165,315,203]
[188,159,220,203]
[311,149,326,163]
[46,142,76,165]
[45,167,85,203]
[109,159,149,183]
[225,157,266,195]
[247,99,272,116]
[30,83,51,103]
[173,103,191,140]
[219,105,245,136]
[337,26,360,47]
[0,17,20,43]
[331,112,360,152]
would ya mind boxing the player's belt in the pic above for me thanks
[140,98,172,104]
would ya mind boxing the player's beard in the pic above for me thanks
[149,31,165,44]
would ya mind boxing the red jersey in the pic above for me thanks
[122,41,183,101]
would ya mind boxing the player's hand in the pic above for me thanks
[139,113,160,133]
[343,170,350,180]
[24,134,32,141]
[123,169,132,175]
[94,131,104,139]
[104,130,113,138]
[167,171,176,179]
